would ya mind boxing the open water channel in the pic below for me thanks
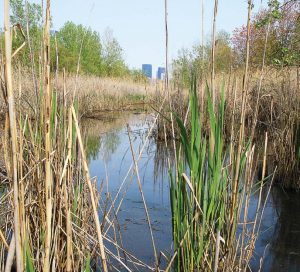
[84,112,300,272]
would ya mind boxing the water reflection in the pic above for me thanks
[85,113,173,270]
[84,113,300,271]
[260,187,300,271]
[83,116,122,162]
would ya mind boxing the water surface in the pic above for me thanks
[85,113,300,271]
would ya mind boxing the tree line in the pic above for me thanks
[0,0,145,81]
[173,0,300,87]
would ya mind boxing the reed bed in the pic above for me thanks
[0,0,297,271]
[0,68,157,121]
[0,1,158,271]
[157,67,300,189]
[163,2,274,269]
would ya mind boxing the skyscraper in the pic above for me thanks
[142,64,152,79]
[157,67,166,80]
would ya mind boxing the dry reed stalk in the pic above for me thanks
[65,107,73,271]
[238,145,256,269]
[10,25,26,60]
[230,0,253,232]
[229,78,237,167]
[4,235,15,272]
[43,1,52,270]
[211,0,218,108]
[209,0,219,164]
[213,230,221,272]
[71,106,108,272]
[244,133,268,267]
[18,77,26,271]
[127,124,158,269]
[200,0,205,111]
[0,231,8,250]
[25,0,39,109]
[3,1,23,271]
[250,21,271,140]
[164,0,178,188]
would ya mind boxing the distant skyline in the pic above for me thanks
[1,0,268,73]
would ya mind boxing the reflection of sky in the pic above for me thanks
[87,114,300,271]
[88,114,172,269]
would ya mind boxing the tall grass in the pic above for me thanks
[1,69,155,119]
[168,79,266,271]
[169,81,225,271]
[0,1,154,271]
[0,0,297,271]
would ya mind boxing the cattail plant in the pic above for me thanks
[167,79,267,271]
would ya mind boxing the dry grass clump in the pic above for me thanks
[158,67,300,188]
[246,68,300,188]
[4,68,156,118]
[59,74,156,116]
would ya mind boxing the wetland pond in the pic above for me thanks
[84,112,300,271]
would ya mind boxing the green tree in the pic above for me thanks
[232,1,300,67]
[102,28,129,77]
[3,1,134,79]
[172,30,232,87]
[214,30,233,72]
[10,0,43,66]
[10,0,42,28]
[172,48,194,88]
[55,22,102,75]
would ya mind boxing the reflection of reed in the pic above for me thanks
[82,113,155,162]
[267,187,300,271]
[82,112,133,136]
[153,140,175,184]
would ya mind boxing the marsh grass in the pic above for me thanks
[158,67,300,189]
[0,0,299,271]
[0,70,156,120]
[169,81,226,271]
[167,79,269,271]
[0,1,158,271]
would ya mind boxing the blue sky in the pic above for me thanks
[1,0,267,74]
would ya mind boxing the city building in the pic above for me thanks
[157,67,166,80]
[142,64,152,79]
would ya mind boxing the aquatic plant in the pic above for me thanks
[169,80,224,270]
[168,78,268,271]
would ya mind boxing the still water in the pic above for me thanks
[85,113,300,272]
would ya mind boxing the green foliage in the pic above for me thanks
[5,1,139,79]
[86,135,101,161]
[173,1,299,77]
[172,48,201,88]
[101,28,129,77]
[9,0,42,66]
[84,254,91,272]
[233,1,300,67]
[54,21,102,75]
[214,30,233,72]
[130,69,148,83]
[54,24,132,77]
[170,80,228,270]
[10,0,42,27]
[25,239,35,272]
[172,30,233,87]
